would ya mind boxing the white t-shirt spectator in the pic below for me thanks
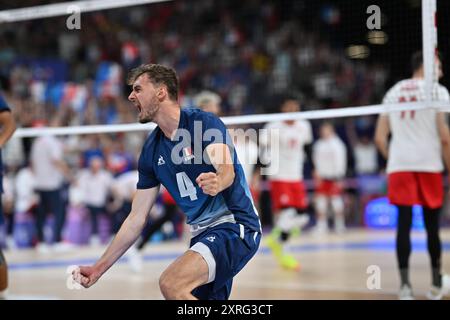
[354,142,378,175]
[313,136,347,179]
[31,135,65,191]
[78,169,114,208]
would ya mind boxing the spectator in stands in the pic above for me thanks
[30,116,70,252]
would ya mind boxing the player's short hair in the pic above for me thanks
[320,120,335,130]
[194,90,221,108]
[279,94,300,111]
[411,50,443,74]
[127,64,179,101]
[281,94,298,104]
[411,51,423,73]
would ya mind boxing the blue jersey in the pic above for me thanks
[0,95,10,112]
[137,108,261,234]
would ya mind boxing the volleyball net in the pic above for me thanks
[0,0,446,140]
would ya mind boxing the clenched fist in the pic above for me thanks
[72,265,102,288]
[196,172,221,196]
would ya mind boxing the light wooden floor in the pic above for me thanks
[4,228,450,300]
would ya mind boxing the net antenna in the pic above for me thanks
[422,0,438,104]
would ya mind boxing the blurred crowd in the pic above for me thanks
[0,0,395,249]
[0,0,389,119]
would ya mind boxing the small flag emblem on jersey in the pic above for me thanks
[183,147,195,162]
[158,155,165,166]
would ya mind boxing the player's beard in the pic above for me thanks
[139,96,160,123]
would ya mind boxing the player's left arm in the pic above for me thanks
[374,114,390,159]
[196,143,235,196]
[437,112,450,177]
[0,109,16,148]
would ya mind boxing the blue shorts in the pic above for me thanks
[189,222,261,300]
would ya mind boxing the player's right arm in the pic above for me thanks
[374,114,390,160]
[73,186,160,288]
[375,84,397,160]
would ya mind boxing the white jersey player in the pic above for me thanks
[260,98,312,271]
[312,122,347,234]
[375,51,450,300]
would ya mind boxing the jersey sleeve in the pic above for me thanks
[202,113,232,149]
[136,148,160,189]
[382,85,398,105]
[381,83,401,116]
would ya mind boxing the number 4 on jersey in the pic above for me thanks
[176,172,198,201]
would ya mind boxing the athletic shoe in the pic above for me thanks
[426,274,450,300]
[280,254,301,271]
[266,230,300,271]
[398,284,414,300]
[266,233,283,260]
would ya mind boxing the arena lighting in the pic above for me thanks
[367,31,389,45]
[0,0,171,23]
[346,45,370,59]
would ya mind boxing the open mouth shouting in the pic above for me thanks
[134,102,142,113]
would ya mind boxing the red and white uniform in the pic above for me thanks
[382,78,450,208]
[260,120,312,211]
[313,135,347,196]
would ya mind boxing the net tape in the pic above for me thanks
[13,101,450,138]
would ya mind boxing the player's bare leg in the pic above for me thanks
[0,249,7,299]
[159,250,209,300]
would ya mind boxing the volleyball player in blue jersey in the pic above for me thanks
[74,64,261,300]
